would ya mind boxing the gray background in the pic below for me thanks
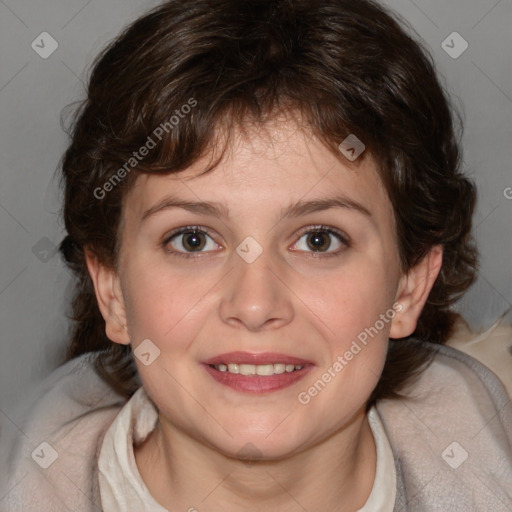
[0,0,511,420]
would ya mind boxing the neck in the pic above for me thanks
[135,407,377,512]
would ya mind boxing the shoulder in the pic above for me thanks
[0,352,128,512]
[411,339,511,409]
[377,340,512,511]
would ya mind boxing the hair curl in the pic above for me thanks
[59,0,478,405]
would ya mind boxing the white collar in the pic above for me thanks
[358,406,397,511]
[98,387,396,511]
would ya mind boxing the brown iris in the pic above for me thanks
[182,231,206,251]
[306,231,331,252]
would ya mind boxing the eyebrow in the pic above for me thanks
[276,197,371,222]
[141,196,230,221]
[141,194,371,223]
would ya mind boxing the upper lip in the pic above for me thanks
[203,352,313,366]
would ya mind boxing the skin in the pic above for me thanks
[87,115,442,511]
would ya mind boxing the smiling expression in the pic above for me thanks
[90,116,423,460]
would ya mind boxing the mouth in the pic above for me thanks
[202,352,314,393]
[209,362,305,376]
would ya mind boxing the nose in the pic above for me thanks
[218,247,294,332]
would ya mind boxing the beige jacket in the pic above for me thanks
[1,340,511,511]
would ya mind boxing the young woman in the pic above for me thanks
[2,1,511,510]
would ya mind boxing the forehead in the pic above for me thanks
[124,118,393,225]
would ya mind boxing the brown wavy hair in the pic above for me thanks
[59,0,477,405]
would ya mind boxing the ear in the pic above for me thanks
[389,245,443,339]
[85,249,130,345]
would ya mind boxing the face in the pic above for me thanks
[90,117,434,461]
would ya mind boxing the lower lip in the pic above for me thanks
[202,364,313,393]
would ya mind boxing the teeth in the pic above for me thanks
[213,363,305,376]
[227,363,239,374]
[239,364,255,376]
[256,364,274,376]
[274,364,286,374]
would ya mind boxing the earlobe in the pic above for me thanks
[389,245,443,339]
[85,249,130,345]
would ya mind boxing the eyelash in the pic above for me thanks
[161,224,350,259]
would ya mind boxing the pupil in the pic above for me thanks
[308,232,330,252]
[184,232,205,251]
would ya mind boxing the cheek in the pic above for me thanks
[121,260,218,347]
[291,256,394,399]
[297,258,395,341]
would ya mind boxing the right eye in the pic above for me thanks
[163,226,221,258]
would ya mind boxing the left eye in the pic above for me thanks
[291,228,347,254]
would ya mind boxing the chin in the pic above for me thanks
[213,428,309,463]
